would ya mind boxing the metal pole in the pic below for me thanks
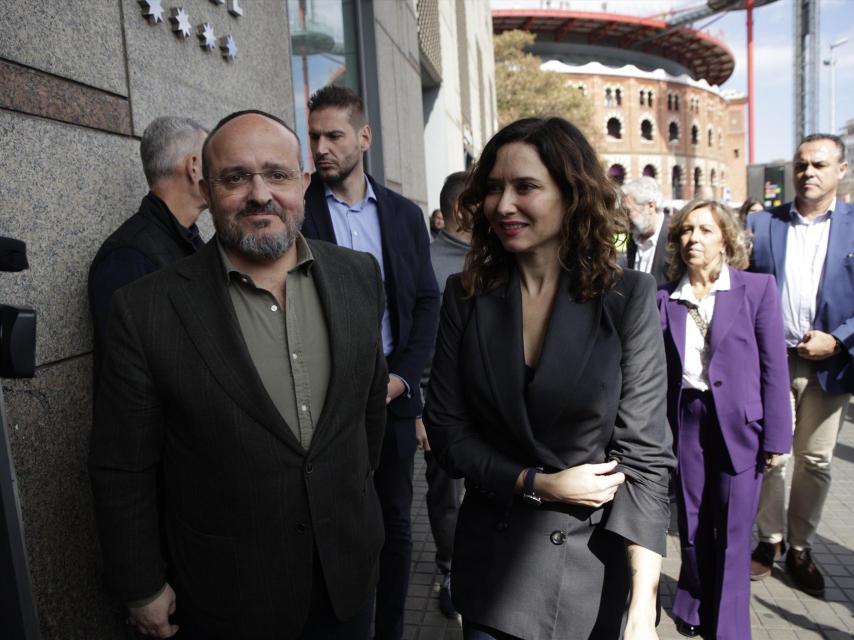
[747,0,755,163]
[824,38,849,133]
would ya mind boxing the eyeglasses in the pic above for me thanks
[209,169,300,191]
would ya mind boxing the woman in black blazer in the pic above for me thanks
[424,117,675,640]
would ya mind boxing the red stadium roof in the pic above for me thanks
[492,9,735,86]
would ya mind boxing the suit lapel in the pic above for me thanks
[709,273,745,359]
[304,248,350,451]
[304,175,337,243]
[525,274,603,465]
[474,271,533,446]
[818,203,853,309]
[651,218,670,281]
[170,242,302,451]
[665,296,688,370]
[769,208,790,293]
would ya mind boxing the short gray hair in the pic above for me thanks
[140,116,207,186]
[622,176,662,210]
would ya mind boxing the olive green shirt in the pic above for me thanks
[218,236,330,449]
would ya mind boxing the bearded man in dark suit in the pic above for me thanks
[89,110,388,639]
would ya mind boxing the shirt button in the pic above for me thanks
[292,353,298,360]
[271,305,278,312]
[301,404,308,412]
[353,231,359,236]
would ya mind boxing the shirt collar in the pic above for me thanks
[670,265,731,304]
[324,175,376,210]
[790,198,836,225]
[217,233,314,285]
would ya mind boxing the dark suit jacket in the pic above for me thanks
[89,239,388,638]
[625,215,672,286]
[748,201,854,394]
[424,269,674,639]
[657,269,793,473]
[302,173,439,419]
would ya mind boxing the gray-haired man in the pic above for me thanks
[88,116,208,376]
[621,176,671,285]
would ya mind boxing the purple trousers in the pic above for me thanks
[672,389,762,640]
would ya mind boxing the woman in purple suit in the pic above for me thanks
[657,200,792,639]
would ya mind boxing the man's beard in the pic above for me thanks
[314,152,359,186]
[214,201,304,261]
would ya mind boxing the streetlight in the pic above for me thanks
[823,37,848,133]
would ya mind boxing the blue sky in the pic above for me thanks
[492,0,854,163]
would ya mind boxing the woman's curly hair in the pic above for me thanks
[458,117,624,301]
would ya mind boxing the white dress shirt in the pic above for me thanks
[670,266,732,391]
[633,214,665,273]
[780,200,834,348]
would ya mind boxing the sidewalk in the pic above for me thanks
[404,402,854,639]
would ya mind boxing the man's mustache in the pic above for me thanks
[236,202,285,221]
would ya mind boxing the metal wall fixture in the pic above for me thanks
[138,0,242,60]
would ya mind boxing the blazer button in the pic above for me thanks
[494,521,509,532]
[713,381,722,387]
[550,530,566,545]
[305,462,314,475]
[295,523,307,534]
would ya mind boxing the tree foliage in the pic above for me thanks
[494,30,598,143]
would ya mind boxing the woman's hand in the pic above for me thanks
[536,460,625,507]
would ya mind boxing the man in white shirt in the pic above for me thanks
[622,176,671,285]
[748,134,853,598]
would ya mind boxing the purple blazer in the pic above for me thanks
[657,268,793,473]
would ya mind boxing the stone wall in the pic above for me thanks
[0,2,294,637]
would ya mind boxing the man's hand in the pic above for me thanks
[764,452,784,470]
[386,376,406,404]
[415,418,431,451]
[127,583,178,638]
[536,460,625,507]
[797,330,840,360]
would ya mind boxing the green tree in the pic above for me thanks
[494,30,597,143]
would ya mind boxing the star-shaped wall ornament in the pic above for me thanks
[220,34,238,61]
[169,7,192,39]
[228,0,244,17]
[138,0,165,24]
[196,23,217,51]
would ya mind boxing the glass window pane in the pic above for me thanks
[289,0,360,168]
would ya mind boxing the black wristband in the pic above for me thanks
[522,467,543,505]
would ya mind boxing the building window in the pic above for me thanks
[615,88,622,106]
[718,131,723,149]
[734,148,740,158]
[639,90,645,106]
[641,119,653,141]
[607,117,622,139]
[605,88,613,107]
[691,124,699,145]
[669,122,679,142]
[693,167,703,196]
[289,0,361,168]
[608,164,626,185]
[708,128,714,147]
[672,165,683,200]
[648,91,653,108]
[674,95,680,111]
[642,164,657,178]
[667,94,673,111]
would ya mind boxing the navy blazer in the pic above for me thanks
[748,201,854,394]
[658,269,793,473]
[302,173,440,418]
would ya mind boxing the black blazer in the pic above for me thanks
[424,268,674,639]
[89,239,388,638]
[625,215,672,286]
[302,173,439,418]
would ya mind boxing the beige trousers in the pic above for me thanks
[755,355,851,549]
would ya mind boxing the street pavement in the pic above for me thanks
[404,402,854,639]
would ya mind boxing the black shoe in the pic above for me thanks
[675,618,702,638]
[438,573,457,618]
[750,540,786,580]
[786,547,825,598]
